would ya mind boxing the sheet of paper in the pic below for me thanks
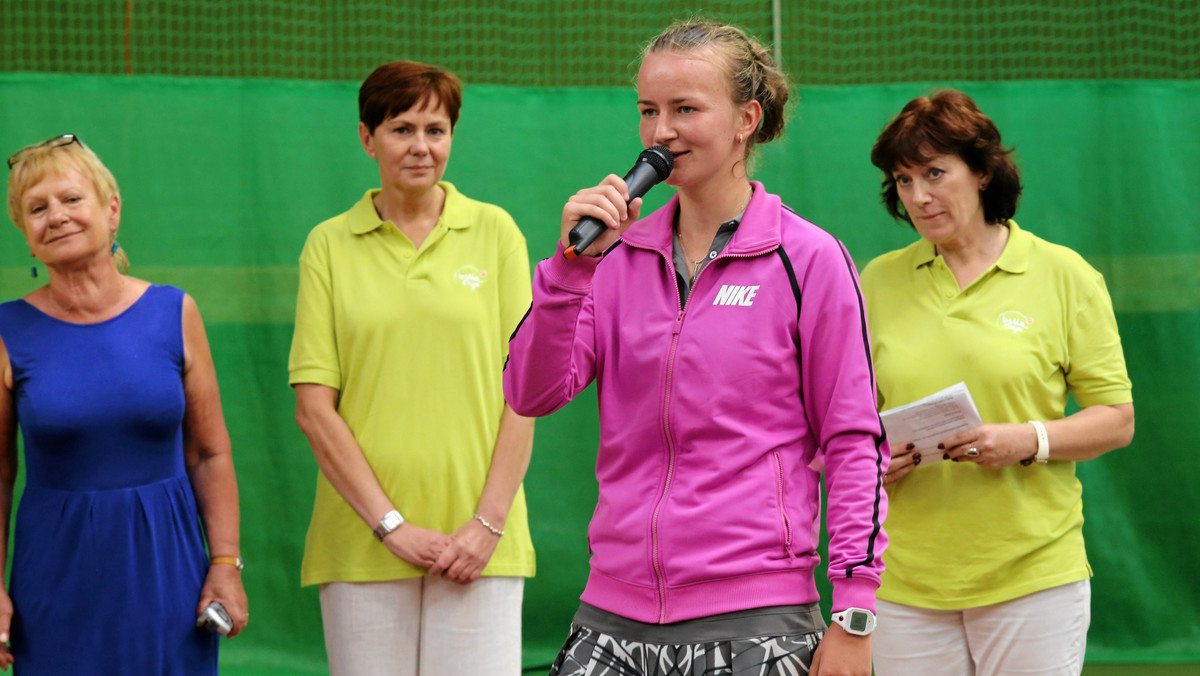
[879,382,983,466]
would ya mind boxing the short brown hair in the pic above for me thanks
[358,61,463,134]
[870,89,1022,226]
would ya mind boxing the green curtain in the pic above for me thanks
[1,74,1197,672]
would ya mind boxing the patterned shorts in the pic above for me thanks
[548,604,824,676]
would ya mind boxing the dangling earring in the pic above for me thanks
[30,250,37,278]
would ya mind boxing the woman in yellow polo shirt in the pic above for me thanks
[288,61,535,675]
[859,89,1134,676]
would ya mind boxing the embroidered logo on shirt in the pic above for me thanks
[996,310,1034,334]
[454,265,487,290]
[713,284,760,307]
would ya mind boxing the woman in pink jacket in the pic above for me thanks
[504,20,888,676]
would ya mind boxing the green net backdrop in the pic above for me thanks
[2,74,1198,674]
[2,0,1198,84]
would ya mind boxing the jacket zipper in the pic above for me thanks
[772,451,796,559]
[646,243,779,623]
[650,253,686,623]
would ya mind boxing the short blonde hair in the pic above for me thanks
[6,137,128,271]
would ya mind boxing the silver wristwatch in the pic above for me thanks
[373,509,405,541]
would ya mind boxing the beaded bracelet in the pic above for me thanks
[472,513,504,537]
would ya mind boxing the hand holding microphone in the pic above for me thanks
[562,146,674,258]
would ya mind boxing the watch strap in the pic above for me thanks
[373,509,405,541]
[832,607,877,636]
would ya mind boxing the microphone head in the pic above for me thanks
[639,145,674,182]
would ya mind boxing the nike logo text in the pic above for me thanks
[713,284,760,306]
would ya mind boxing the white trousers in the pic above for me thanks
[873,580,1091,676]
[320,576,524,676]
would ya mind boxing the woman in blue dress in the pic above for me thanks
[0,135,248,673]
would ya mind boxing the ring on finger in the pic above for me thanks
[965,446,980,458]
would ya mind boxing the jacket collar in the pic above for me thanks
[348,182,466,235]
[618,181,781,256]
[912,219,1029,273]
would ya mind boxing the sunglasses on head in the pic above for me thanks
[7,134,83,170]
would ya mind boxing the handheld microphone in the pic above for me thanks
[564,146,674,259]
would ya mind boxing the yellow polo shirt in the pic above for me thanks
[289,184,535,586]
[860,221,1131,609]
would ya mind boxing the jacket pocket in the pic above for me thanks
[772,451,796,560]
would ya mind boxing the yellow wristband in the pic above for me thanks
[211,555,244,571]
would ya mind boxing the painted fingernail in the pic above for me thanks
[937,443,944,449]
[913,454,921,466]
[943,453,950,460]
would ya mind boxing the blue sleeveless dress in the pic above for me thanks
[0,285,218,675]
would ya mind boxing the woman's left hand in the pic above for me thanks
[196,564,249,638]
[809,623,871,676]
[428,518,502,585]
[0,588,13,671]
[940,423,1037,468]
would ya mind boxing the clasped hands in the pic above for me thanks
[382,517,501,585]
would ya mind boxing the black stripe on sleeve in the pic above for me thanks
[774,246,802,325]
[502,302,534,372]
[833,242,887,577]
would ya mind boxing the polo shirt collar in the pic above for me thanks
[348,182,467,235]
[994,220,1029,274]
[912,236,938,268]
[911,219,1029,274]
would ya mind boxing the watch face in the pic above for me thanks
[848,611,869,633]
[382,512,402,531]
